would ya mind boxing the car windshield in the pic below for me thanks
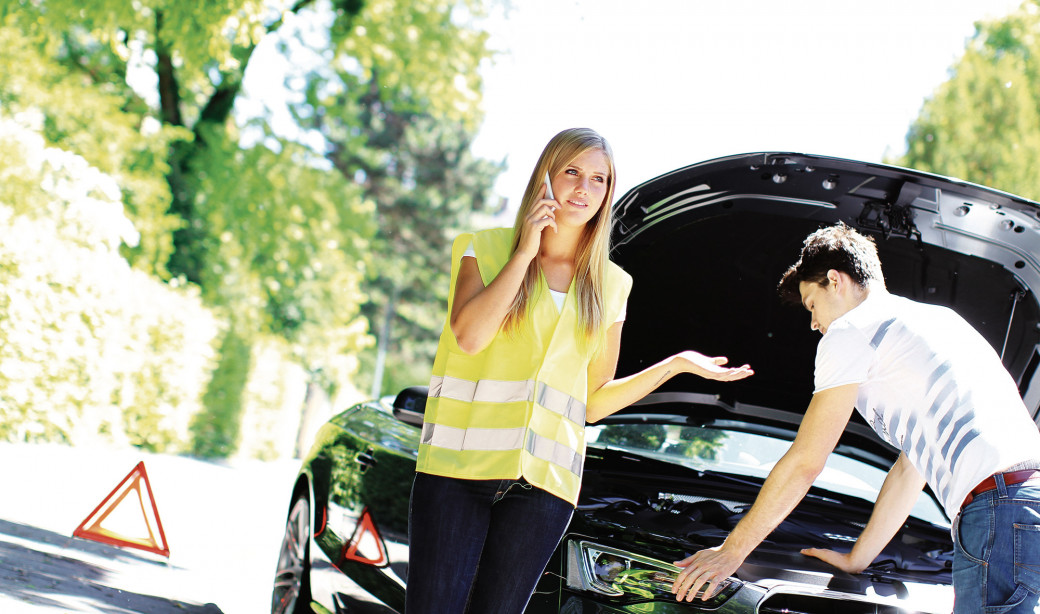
[586,422,949,527]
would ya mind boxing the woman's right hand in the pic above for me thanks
[515,183,558,260]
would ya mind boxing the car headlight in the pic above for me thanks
[565,540,741,604]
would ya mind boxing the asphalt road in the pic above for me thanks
[0,443,300,613]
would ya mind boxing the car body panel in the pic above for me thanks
[288,398,957,613]
[296,405,413,611]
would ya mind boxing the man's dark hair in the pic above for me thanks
[777,222,885,304]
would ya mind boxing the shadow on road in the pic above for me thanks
[0,519,222,613]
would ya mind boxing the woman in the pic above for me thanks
[406,128,752,613]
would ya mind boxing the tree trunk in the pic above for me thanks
[295,378,332,458]
[370,282,399,399]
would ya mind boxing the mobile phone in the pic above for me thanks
[544,171,555,200]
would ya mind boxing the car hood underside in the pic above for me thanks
[609,152,1040,468]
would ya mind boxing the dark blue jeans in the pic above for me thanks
[953,474,1040,613]
[404,472,574,614]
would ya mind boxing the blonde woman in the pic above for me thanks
[405,128,753,614]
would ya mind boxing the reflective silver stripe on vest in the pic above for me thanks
[526,430,583,477]
[421,423,582,477]
[535,383,585,425]
[429,375,585,424]
[421,422,526,451]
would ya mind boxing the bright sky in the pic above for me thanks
[230,1,1026,214]
[470,0,1025,208]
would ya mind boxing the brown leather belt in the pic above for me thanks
[961,469,1040,510]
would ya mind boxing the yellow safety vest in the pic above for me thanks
[416,227,632,505]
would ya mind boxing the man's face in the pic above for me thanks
[798,278,849,335]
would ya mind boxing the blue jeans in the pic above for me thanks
[952,474,1040,613]
[404,472,574,614]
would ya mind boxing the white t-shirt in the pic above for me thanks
[462,244,627,322]
[814,291,1040,518]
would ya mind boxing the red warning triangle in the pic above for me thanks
[73,461,170,557]
[342,507,387,566]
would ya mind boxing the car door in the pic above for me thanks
[311,402,420,610]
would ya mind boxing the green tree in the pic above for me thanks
[0,21,185,277]
[0,117,219,449]
[307,79,502,396]
[896,0,1040,200]
[0,0,496,456]
[183,128,375,456]
[291,3,501,397]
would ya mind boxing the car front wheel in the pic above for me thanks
[271,494,312,614]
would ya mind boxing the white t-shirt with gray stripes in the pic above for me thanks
[814,291,1040,518]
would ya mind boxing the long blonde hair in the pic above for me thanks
[503,128,618,339]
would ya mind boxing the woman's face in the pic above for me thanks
[548,148,610,229]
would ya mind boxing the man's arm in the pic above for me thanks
[671,383,860,602]
[802,452,925,573]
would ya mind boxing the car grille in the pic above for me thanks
[759,593,932,613]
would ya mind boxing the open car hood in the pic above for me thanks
[609,152,1040,471]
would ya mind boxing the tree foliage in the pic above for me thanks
[0,117,219,449]
[322,86,502,395]
[0,21,186,277]
[897,0,1040,200]
[295,11,502,395]
[0,0,498,456]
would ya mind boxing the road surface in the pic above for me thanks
[0,442,300,613]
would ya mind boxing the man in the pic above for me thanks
[671,223,1040,612]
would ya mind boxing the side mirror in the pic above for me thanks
[392,386,428,427]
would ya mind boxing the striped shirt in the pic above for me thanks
[814,292,1040,518]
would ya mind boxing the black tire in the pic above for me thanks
[271,494,313,614]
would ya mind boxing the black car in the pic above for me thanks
[271,152,1040,613]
